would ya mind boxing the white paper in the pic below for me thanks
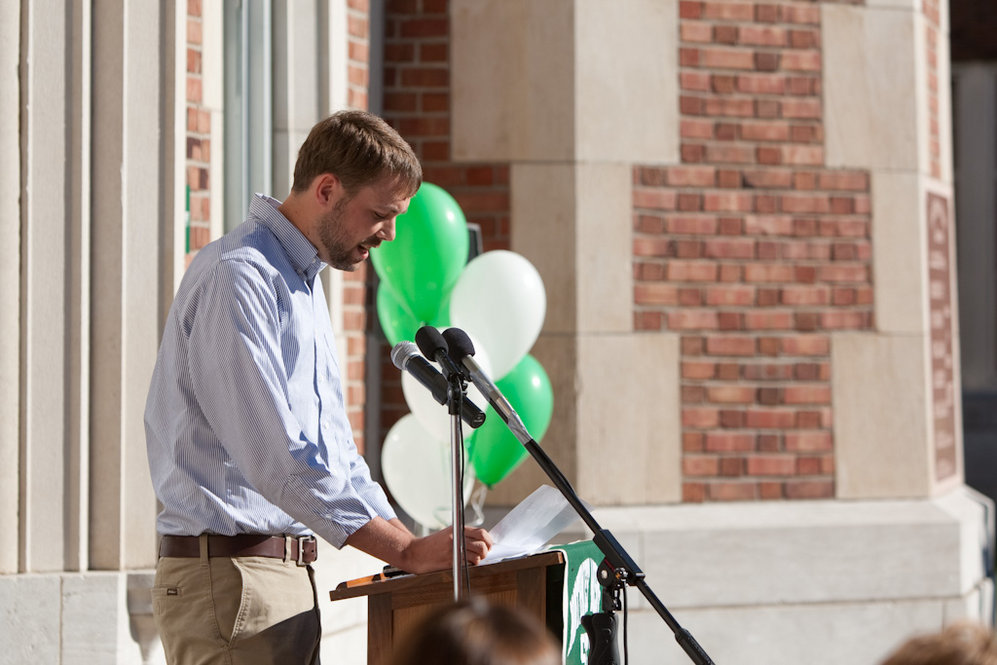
[481,484,584,564]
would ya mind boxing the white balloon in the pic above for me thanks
[381,414,476,530]
[402,331,494,441]
[449,251,546,379]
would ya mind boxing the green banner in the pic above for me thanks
[549,540,605,664]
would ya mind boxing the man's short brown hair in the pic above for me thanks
[291,110,422,197]
[881,622,997,665]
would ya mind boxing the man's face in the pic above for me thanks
[317,176,411,271]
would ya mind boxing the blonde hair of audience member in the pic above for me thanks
[390,598,561,665]
[880,621,997,665]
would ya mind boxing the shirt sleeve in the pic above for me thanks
[187,258,385,547]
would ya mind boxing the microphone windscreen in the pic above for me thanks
[390,341,419,370]
[442,327,475,358]
[415,326,448,359]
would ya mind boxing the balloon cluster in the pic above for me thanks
[371,183,553,530]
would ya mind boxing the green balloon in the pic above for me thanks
[371,182,469,323]
[470,355,553,486]
[376,282,453,346]
[376,284,420,346]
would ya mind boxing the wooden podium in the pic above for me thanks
[330,551,567,665]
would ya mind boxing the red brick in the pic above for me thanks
[782,98,822,119]
[683,385,706,404]
[784,385,832,405]
[668,216,719,234]
[820,310,871,329]
[712,75,737,94]
[719,457,745,476]
[719,263,742,282]
[782,50,822,72]
[681,119,715,140]
[702,1,754,21]
[746,455,797,476]
[741,120,791,142]
[633,188,677,210]
[784,480,834,499]
[744,263,794,282]
[756,146,782,165]
[704,433,757,453]
[684,456,720,476]
[737,73,786,95]
[682,361,716,380]
[634,283,678,305]
[754,52,781,72]
[742,363,793,381]
[780,144,823,166]
[819,264,869,283]
[780,285,830,306]
[705,335,756,356]
[681,21,713,43]
[684,432,705,452]
[704,97,756,118]
[707,386,756,404]
[680,48,702,67]
[703,47,756,70]
[681,286,704,305]
[746,408,796,429]
[668,166,717,187]
[683,407,720,428]
[682,335,705,355]
[682,143,707,162]
[743,171,794,189]
[739,25,787,47]
[667,260,718,282]
[708,481,757,501]
[678,192,704,210]
[680,0,703,19]
[706,144,756,164]
[683,482,706,502]
[706,285,756,306]
[785,431,833,452]
[715,122,738,140]
[745,310,794,330]
[681,71,712,92]
[704,192,754,212]
[720,408,746,426]
[783,4,821,25]
[668,310,720,330]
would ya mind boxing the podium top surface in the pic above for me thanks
[329,550,565,602]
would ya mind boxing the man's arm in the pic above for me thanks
[345,516,493,575]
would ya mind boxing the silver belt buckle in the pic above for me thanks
[296,535,314,566]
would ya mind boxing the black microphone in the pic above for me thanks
[390,341,485,428]
[415,326,466,380]
[441,328,529,443]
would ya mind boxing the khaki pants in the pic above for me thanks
[152,537,321,665]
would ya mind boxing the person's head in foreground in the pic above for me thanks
[390,597,561,665]
[880,621,997,665]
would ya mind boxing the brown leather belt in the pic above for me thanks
[159,534,318,565]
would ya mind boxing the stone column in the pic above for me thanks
[451,0,684,505]
[90,0,168,571]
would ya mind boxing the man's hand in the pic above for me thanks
[399,525,493,574]
[345,517,493,575]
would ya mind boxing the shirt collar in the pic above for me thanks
[248,194,327,282]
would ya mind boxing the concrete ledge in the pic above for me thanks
[548,486,994,664]
[576,487,992,609]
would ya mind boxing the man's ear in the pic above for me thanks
[313,173,343,207]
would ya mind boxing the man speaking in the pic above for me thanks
[145,110,492,664]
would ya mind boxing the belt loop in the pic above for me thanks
[199,534,209,563]
[283,535,291,563]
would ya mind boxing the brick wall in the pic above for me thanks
[185,0,211,263]
[379,0,511,435]
[634,0,874,502]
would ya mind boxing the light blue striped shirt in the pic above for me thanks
[145,194,395,548]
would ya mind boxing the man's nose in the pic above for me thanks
[378,218,396,242]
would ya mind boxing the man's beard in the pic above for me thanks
[318,198,379,272]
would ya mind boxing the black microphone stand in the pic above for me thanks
[514,433,716,665]
[446,371,469,602]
